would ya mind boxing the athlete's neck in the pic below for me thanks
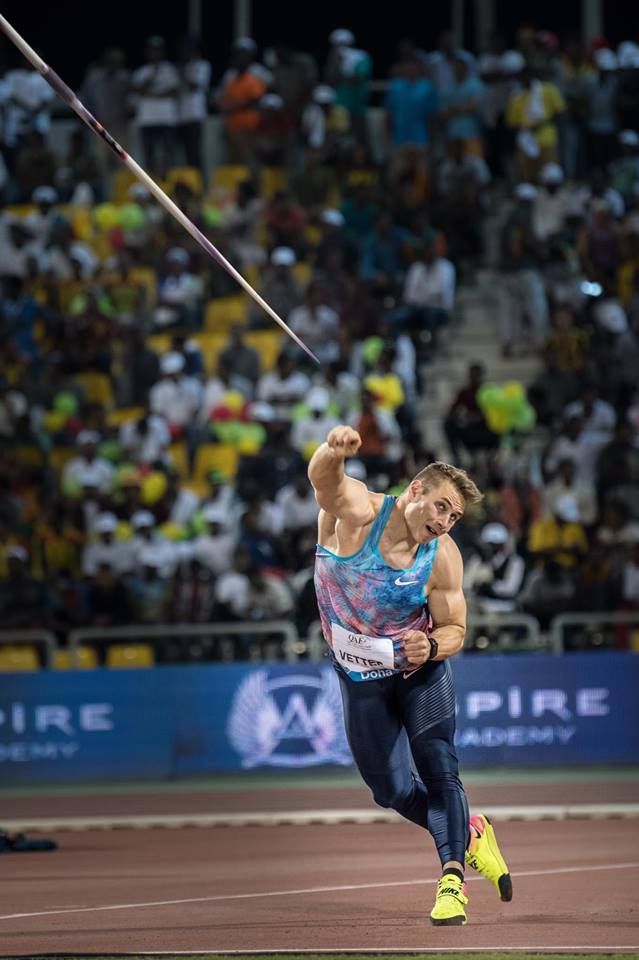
[384,493,419,552]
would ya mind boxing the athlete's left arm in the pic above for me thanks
[426,535,467,659]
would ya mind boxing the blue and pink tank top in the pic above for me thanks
[314,495,438,682]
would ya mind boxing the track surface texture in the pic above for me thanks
[1,781,639,957]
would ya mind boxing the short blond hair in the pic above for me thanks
[412,461,483,506]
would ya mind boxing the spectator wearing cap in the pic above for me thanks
[287,282,340,364]
[149,351,202,448]
[384,53,438,185]
[129,509,178,578]
[464,522,525,614]
[255,93,296,169]
[82,512,134,577]
[190,504,238,575]
[249,246,304,328]
[216,38,268,173]
[583,48,619,173]
[132,36,179,176]
[300,84,351,164]
[154,247,203,331]
[505,65,566,181]
[532,163,572,243]
[0,545,51,629]
[498,182,549,355]
[63,431,115,496]
[324,29,372,149]
[528,493,588,568]
[314,208,358,275]
[175,36,211,170]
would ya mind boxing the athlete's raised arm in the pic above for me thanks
[308,426,375,526]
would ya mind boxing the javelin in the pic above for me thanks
[0,13,319,364]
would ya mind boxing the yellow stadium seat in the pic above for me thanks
[260,166,287,197]
[245,331,283,371]
[193,443,239,483]
[191,332,225,374]
[168,441,190,480]
[147,334,172,358]
[130,267,158,307]
[112,168,137,202]
[204,295,248,334]
[212,164,251,192]
[74,372,115,409]
[53,646,98,670]
[106,643,155,668]
[167,166,204,196]
[0,645,39,671]
[49,446,75,476]
[292,262,312,287]
[107,406,145,428]
[15,444,44,469]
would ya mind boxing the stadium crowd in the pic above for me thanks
[1,23,639,661]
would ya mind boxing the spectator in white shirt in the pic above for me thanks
[44,221,98,282]
[119,413,171,466]
[190,504,238,575]
[82,512,133,577]
[256,352,310,420]
[532,162,572,242]
[563,385,616,443]
[544,415,609,486]
[287,282,340,364]
[401,236,455,353]
[176,36,211,169]
[132,36,179,176]
[154,246,204,330]
[149,351,202,436]
[0,218,43,280]
[2,68,55,163]
[63,431,115,495]
[129,509,179,577]
[542,457,598,526]
[215,545,293,624]
[24,186,61,247]
[277,474,320,531]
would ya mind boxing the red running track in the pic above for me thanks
[1,817,638,955]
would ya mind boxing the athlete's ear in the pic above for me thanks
[408,480,423,501]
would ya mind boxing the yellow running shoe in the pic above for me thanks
[465,814,513,902]
[430,872,468,926]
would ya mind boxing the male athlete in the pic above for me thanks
[309,425,512,925]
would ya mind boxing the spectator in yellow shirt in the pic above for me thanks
[506,66,565,180]
[527,493,588,567]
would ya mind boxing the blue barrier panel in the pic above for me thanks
[0,653,638,784]
[0,670,173,785]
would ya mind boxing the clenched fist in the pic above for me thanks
[326,425,362,459]
[403,630,432,666]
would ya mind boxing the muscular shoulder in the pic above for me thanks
[430,534,463,590]
[317,492,385,550]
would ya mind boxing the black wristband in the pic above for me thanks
[427,635,439,661]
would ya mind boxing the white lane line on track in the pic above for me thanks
[133,949,639,955]
[1,860,638,922]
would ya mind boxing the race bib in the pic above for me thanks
[331,622,395,672]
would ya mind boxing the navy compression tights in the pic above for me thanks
[337,660,469,866]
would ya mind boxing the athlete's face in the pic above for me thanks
[404,480,465,544]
